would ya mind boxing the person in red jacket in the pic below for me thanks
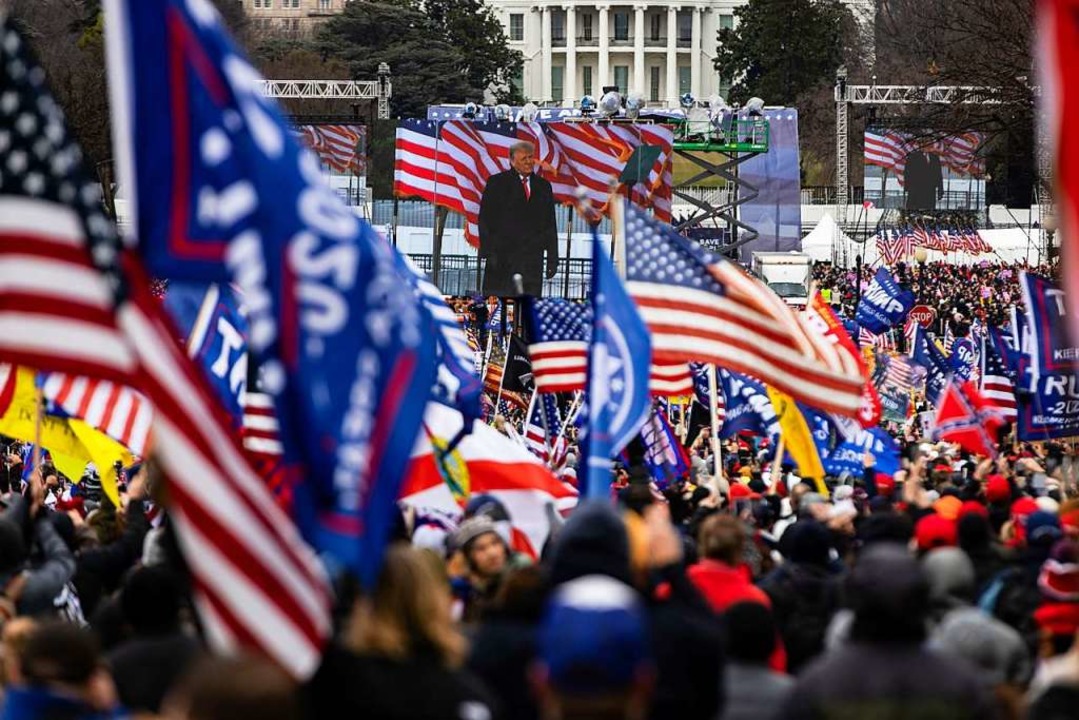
[688,514,787,672]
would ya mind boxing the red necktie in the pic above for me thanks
[521,175,530,200]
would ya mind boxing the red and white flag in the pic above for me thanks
[401,403,578,560]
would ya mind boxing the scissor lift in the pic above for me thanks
[668,116,770,254]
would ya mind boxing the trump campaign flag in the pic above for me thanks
[105,0,438,588]
[718,369,780,443]
[1015,273,1079,439]
[911,323,951,404]
[856,268,915,334]
[583,235,652,498]
[162,282,248,423]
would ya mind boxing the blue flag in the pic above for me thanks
[856,268,915,334]
[950,338,976,382]
[1015,273,1079,440]
[911,324,951,405]
[583,236,652,498]
[110,0,439,587]
[640,402,690,488]
[717,369,780,444]
[162,282,248,425]
[823,427,900,478]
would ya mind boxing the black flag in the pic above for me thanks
[502,335,534,393]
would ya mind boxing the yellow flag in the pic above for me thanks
[766,386,828,498]
[68,420,133,507]
[0,368,131,505]
[0,367,92,467]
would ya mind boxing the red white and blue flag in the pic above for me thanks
[2,12,332,679]
[529,298,693,396]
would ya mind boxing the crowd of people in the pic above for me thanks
[813,260,1060,330]
[0,420,1076,719]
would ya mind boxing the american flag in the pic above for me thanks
[523,391,566,468]
[883,353,914,392]
[40,374,153,456]
[978,332,1017,420]
[691,362,725,425]
[0,20,330,677]
[859,326,894,351]
[296,124,365,175]
[876,228,912,265]
[529,298,693,396]
[394,119,673,245]
[622,204,864,416]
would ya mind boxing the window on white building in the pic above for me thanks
[649,14,661,41]
[319,0,333,10]
[677,11,691,41]
[581,13,593,40]
[509,13,524,42]
[552,11,566,41]
[678,65,691,95]
[552,66,564,103]
[649,66,660,102]
[285,0,299,8]
[253,0,271,7]
[582,65,593,96]
[719,14,734,30]
[614,65,629,94]
[613,12,629,41]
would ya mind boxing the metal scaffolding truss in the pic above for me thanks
[839,85,1003,105]
[834,75,1003,230]
[259,66,393,119]
[257,80,380,100]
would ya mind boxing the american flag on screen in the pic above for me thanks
[865,129,984,184]
[394,119,673,245]
[296,124,365,175]
[0,17,329,677]
[622,203,864,416]
[529,298,693,397]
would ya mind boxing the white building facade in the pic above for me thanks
[489,1,743,107]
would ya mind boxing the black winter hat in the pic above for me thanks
[547,501,632,587]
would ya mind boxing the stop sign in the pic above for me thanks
[909,304,936,326]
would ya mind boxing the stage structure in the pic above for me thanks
[257,68,393,217]
[833,75,1007,227]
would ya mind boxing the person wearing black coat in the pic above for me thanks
[477,141,558,297]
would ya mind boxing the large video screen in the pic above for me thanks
[864,128,985,211]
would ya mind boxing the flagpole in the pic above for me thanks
[32,382,43,473]
[555,390,583,444]
[707,364,723,489]
[770,435,786,495]
[493,333,510,419]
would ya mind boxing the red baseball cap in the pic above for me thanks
[915,514,958,551]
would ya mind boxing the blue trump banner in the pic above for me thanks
[950,338,976,382]
[107,0,438,587]
[824,427,900,478]
[1021,273,1079,377]
[583,235,652,499]
[856,268,915,334]
[1015,273,1079,440]
[717,369,780,444]
[162,282,248,424]
[911,324,951,405]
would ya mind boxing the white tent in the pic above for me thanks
[800,213,860,264]
[800,214,1049,267]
